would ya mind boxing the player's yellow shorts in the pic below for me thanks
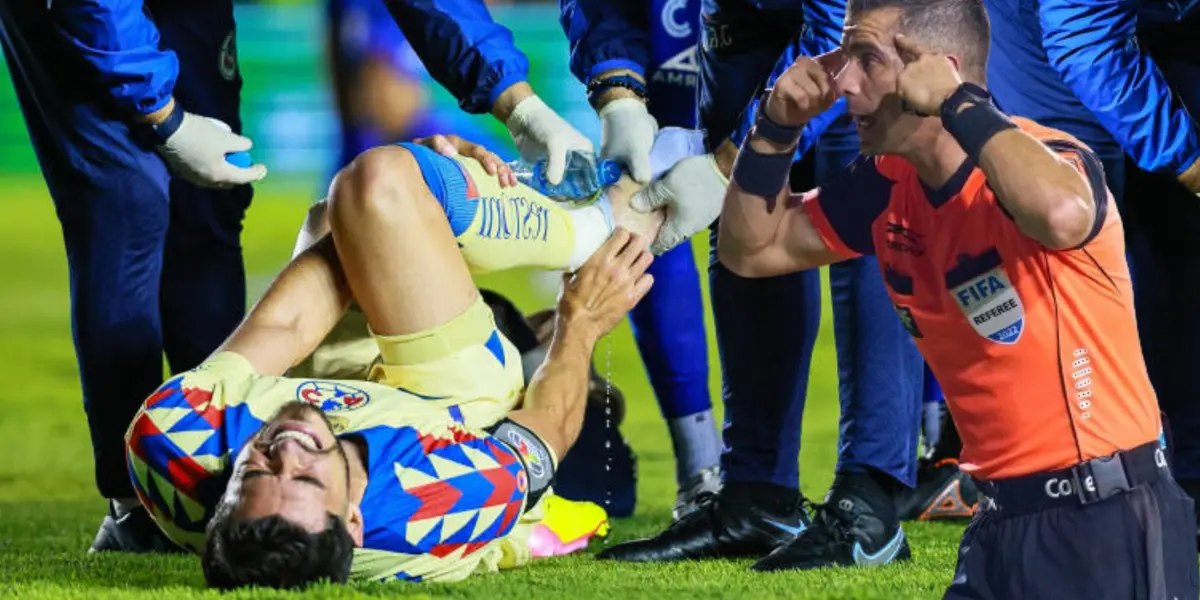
[291,296,524,429]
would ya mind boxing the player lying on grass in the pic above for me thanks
[703,0,1199,595]
[122,134,672,589]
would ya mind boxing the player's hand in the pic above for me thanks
[763,49,846,128]
[505,95,595,185]
[631,153,728,255]
[416,134,517,188]
[599,98,659,183]
[155,109,267,189]
[893,34,963,117]
[557,228,655,342]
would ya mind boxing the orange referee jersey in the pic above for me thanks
[801,118,1160,480]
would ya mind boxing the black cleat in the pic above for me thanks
[752,481,911,572]
[596,492,808,563]
[895,458,979,522]
[89,502,185,554]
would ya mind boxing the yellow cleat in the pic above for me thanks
[528,495,610,558]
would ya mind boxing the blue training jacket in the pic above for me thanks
[559,0,840,83]
[51,0,528,118]
[48,0,179,116]
[1027,0,1199,175]
[560,0,846,150]
[382,0,529,114]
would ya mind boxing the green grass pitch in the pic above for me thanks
[0,179,966,599]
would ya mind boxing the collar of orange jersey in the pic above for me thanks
[920,158,975,208]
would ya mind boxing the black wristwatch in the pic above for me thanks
[940,82,993,124]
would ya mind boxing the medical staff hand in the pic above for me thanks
[505,95,595,186]
[155,108,267,189]
[416,133,517,188]
[764,49,845,128]
[631,153,728,255]
[894,34,964,117]
[599,98,659,183]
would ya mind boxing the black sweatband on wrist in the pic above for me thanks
[486,418,555,511]
[751,94,804,146]
[731,143,794,202]
[942,101,1018,164]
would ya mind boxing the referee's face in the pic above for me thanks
[840,8,921,155]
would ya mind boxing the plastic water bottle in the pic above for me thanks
[509,150,623,207]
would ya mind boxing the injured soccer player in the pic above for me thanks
[122,132,702,590]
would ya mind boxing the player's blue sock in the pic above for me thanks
[628,240,719,484]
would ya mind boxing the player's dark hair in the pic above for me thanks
[201,512,355,590]
[847,0,991,82]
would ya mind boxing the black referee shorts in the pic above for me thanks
[945,442,1198,600]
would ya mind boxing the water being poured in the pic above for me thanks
[603,333,614,510]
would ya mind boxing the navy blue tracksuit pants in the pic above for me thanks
[0,1,251,499]
[700,0,924,490]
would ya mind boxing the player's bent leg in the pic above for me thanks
[328,144,485,336]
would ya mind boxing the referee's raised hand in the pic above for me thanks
[763,49,846,128]
[893,34,964,117]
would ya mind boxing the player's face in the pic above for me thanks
[226,402,354,533]
[838,8,926,155]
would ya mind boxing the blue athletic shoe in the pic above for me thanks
[752,477,911,572]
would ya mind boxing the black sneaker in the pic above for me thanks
[596,491,808,563]
[752,481,911,571]
[895,458,978,522]
[89,501,185,554]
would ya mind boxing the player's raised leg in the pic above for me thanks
[326,141,662,336]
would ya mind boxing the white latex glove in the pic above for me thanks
[505,95,595,185]
[156,112,267,189]
[599,98,658,183]
[632,153,729,255]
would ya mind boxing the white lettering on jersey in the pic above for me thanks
[952,267,1024,344]
[652,46,700,88]
[661,0,693,38]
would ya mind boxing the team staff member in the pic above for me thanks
[0,0,267,553]
[555,0,725,519]
[716,0,1199,593]
[983,0,1200,529]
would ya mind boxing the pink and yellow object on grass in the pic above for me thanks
[528,495,610,557]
